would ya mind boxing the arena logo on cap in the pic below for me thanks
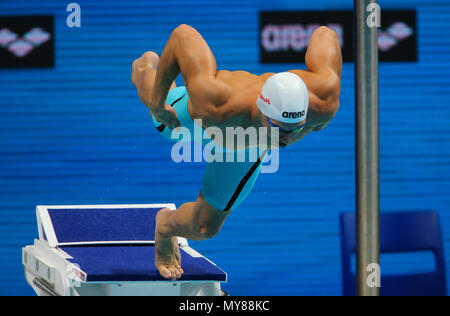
[282,111,305,120]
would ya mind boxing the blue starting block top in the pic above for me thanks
[36,204,227,283]
[47,207,159,244]
[60,245,225,282]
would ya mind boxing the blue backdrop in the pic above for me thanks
[0,0,449,296]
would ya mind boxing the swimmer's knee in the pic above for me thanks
[197,224,220,240]
[192,214,222,240]
[191,196,227,240]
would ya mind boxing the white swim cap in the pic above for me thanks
[256,72,309,124]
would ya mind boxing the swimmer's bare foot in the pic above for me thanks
[155,208,184,280]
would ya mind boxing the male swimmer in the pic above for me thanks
[131,24,342,280]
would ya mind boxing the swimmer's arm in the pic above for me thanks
[289,26,342,108]
[152,24,231,114]
[305,26,342,79]
[289,27,342,131]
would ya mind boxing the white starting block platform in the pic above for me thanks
[22,204,227,296]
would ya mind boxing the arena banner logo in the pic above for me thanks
[260,10,417,63]
[0,16,54,68]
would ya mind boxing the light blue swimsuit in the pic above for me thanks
[152,86,266,211]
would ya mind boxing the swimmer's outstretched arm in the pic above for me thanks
[150,24,231,126]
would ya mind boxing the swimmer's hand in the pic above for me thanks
[131,51,180,130]
[151,103,181,130]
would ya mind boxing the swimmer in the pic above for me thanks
[131,25,342,280]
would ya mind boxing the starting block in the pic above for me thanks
[22,204,227,296]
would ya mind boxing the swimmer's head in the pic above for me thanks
[256,72,309,125]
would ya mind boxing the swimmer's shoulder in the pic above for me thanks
[260,72,276,80]
[217,69,268,80]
